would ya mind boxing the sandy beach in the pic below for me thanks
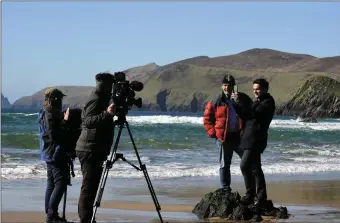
[2,177,340,223]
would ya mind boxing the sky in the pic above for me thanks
[2,2,340,103]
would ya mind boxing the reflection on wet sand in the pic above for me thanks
[267,180,340,209]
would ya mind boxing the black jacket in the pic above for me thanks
[75,84,114,156]
[39,108,70,162]
[237,93,275,152]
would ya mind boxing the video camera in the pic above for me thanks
[111,72,144,118]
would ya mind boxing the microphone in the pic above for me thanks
[130,81,144,92]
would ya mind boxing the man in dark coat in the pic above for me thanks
[75,73,116,223]
[233,78,275,208]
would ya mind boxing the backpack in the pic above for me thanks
[65,108,83,156]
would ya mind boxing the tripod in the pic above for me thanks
[91,116,164,223]
[62,157,75,221]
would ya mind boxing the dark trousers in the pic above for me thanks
[215,132,243,191]
[45,162,68,220]
[240,148,267,201]
[77,151,106,223]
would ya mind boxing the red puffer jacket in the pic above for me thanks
[203,97,243,142]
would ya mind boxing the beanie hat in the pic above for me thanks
[222,75,236,85]
[44,88,66,100]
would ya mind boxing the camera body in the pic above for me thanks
[111,72,143,117]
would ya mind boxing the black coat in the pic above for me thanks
[236,93,275,152]
[75,84,115,156]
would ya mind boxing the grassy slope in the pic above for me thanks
[276,76,340,117]
[12,68,340,109]
[138,63,340,106]
[11,49,340,110]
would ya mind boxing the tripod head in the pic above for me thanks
[113,114,127,126]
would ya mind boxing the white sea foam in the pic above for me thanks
[282,144,340,157]
[125,115,340,131]
[5,112,340,131]
[24,113,38,116]
[126,115,203,125]
[3,159,340,180]
[4,112,38,116]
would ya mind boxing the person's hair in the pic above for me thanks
[253,78,269,90]
[43,97,62,111]
[95,72,115,82]
[43,99,51,109]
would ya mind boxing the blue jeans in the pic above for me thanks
[45,162,68,220]
[215,132,243,191]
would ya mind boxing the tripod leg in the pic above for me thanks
[124,121,164,223]
[91,123,124,223]
[62,187,67,220]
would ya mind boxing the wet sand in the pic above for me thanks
[2,178,340,222]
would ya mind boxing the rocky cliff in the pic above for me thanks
[1,94,11,108]
[276,76,340,118]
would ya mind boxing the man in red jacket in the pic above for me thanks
[203,75,252,195]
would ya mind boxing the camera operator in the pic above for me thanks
[38,88,70,223]
[75,73,116,223]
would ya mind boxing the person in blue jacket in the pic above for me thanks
[38,88,70,223]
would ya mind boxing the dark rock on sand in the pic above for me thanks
[192,188,290,222]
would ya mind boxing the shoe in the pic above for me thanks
[254,198,268,215]
[79,218,97,223]
[240,195,254,205]
[254,198,266,207]
[54,215,68,222]
[222,187,232,196]
[250,214,263,222]
[46,215,67,223]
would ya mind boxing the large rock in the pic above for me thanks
[276,76,340,118]
[1,93,11,108]
[192,189,290,222]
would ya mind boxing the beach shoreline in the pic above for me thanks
[2,176,340,223]
[2,202,340,223]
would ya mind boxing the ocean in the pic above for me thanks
[2,111,340,181]
[2,110,340,222]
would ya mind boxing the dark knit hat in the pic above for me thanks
[222,75,236,85]
[95,72,115,83]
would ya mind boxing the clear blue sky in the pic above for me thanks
[2,2,340,103]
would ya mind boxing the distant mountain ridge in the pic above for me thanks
[10,48,340,116]
[179,48,316,71]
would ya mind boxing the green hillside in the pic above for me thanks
[276,76,340,118]
[11,48,340,113]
